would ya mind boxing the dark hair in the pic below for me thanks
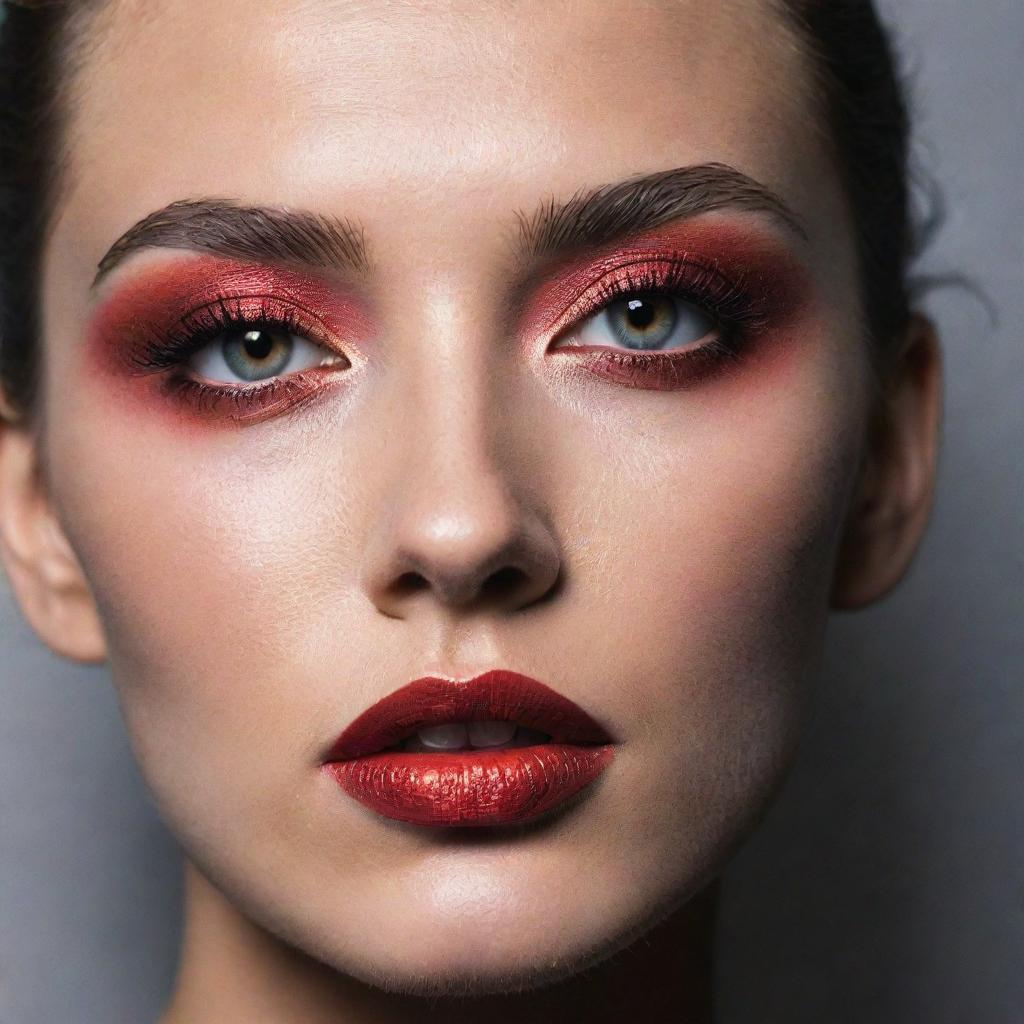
[0,0,917,423]
[778,0,916,373]
[0,1,101,425]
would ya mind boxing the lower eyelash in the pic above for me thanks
[162,374,285,410]
[581,340,743,389]
[160,370,333,422]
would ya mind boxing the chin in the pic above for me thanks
[344,951,596,999]
[300,861,686,1002]
[241,852,665,1001]
[326,915,643,999]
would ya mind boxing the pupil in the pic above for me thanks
[627,298,657,331]
[243,330,274,360]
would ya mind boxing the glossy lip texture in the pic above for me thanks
[322,669,616,827]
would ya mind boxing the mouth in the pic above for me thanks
[321,668,616,828]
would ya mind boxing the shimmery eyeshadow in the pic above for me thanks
[85,255,373,426]
[515,218,820,392]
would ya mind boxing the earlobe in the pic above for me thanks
[0,416,108,663]
[830,314,944,610]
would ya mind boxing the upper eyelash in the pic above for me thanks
[561,256,767,344]
[125,294,326,374]
[126,255,760,387]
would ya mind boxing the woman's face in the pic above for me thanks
[37,0,871,994]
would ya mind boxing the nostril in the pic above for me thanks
[368,516,563,616]
[393,571,431,598]
[480,565,528,601]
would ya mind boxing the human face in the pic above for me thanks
[39,0,870,995]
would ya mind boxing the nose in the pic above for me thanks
[361,388,562,621]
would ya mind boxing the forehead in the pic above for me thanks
[59,0,832,264]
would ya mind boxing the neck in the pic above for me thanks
[160,859,717,1024]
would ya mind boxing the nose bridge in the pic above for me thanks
[398,279,509,496]
[361,285,561,617]
[400,345,514,541]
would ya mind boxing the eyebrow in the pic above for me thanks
[93,163,803,288]
[512,162,806,264]
[92,198,369,287]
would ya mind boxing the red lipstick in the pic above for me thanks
[322,669,615,827]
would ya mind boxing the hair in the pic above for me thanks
[0,0,918,424]
[777,0,917,377]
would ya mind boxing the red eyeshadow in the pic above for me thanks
[519,219,814,340]
[516,218,820,392]
[85,254,373,425]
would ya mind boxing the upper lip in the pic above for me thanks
[324,668,614,761]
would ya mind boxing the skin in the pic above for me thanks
[0,0,942,1021]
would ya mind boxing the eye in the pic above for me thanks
[571,293,718,352]
[188,326,345,384]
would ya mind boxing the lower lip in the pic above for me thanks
[324,743,614,827]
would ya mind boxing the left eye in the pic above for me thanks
[573,293,717,351]
[188,327,343,384]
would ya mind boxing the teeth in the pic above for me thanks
[467,720,517,748]
[416,723,469,750]
[400,721,554,752]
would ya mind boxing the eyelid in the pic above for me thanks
[88,255,374,370]
[514,212,818,353]
[179,293,334,348]
[126,291,356,376]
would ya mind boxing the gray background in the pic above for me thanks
[2,2,1022,1022]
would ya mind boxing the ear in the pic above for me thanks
[831,314,943,609]
[0,397,108,663]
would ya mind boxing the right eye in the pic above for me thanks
[189,326,347,384]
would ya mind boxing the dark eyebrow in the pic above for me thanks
[93,198,370,288]
[512,162,806,264]
[94,165,799,288]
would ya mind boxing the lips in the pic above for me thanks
[322,669,615,827]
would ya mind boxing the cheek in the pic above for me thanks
[44,388,366,806]
[539,321,869,872]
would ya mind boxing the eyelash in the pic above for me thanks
[130,257,764,420]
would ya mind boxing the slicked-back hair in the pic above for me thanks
[0,0,918,422]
